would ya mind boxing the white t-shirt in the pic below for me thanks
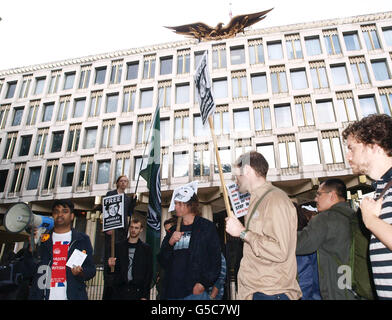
[49,231,72,300]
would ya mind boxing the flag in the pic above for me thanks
[140,106,161,286]
[194,51,216,125]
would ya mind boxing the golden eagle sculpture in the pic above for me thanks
[165,8,273,41]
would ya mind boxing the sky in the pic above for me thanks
[0,0,391,71]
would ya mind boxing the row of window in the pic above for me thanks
[0,129,345,194]
[2,89,392,161]
[1,24,392,101]
[0,57,391,131]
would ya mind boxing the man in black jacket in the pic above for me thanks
[107,217,153,300]
[23,199,96,300]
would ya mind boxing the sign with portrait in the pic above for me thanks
[102,193,125,232]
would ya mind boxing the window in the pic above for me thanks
[27,166,41,190]
[34,129,48,156]
[119,122,132,145]
[256,143,276,168]
[316,100,336,123]
[371,60,391,81]
[48,70,61,94]
[78,157,93,188]
[19,135,32,156]
[34,77,46,95]
[193,115,209,137]
[160,56,173,75]
[143,55,156,79]
[96,160,111,184]
[173,152,189,177]
[78,65,91,89]
[254,101,272,131]
[310,61,329,89]
[26,100,39,126]
[305,36,322,56]
[194,144,210,177]
[382,27,392,46]
[126,61,139,80]
[350,56,370,85]
[105,93,119,113]
[157,82,171,107]
[285,34,303,59]
[214,106,230,135]
[161,149,169,179]
[270,66,288,93]
[321,130,343,164]
[336,92,357,122]
[362,25,381,50]
[212,78,228,99]
[12,107,24,126]
[248,39,264,64]
[274,104,293,128]
[115,153,130,182]
[57,96,71,121]
[9,163,25,193]
[0,105,10,129]
[19,75,32,98]
[51,131,64,153]
[177,50,190,74]
[290,69,308,90]
[161,118,170,143]
[0,169,8,192]
[323,30,341,55]
[137,115,151,144]
[3,132,17,160]
[343,32,361,51]
[212,44,227,69]
[295,96,314,126]
[140,88,153,109]
[89,91,102,117]
[123,86,136,112]
[359,95,378,117]
[267,41,283,60]
[379,87,392,116]
[278,135,298,169]
[110,60,123,84]
[73,98,86,118]
[134,156,148,180]
[194,51,205,70]
[67,124,81,152]
[43,160,58,190]
[175,84,190,104]
[61,163,75,187]
[251,73,268,94]
[42,102,54,122]
[214,147,231,173]
[330,64,349,86]
[233,109,250,132]
[101,120,115,149]
[231,71,248,99]
[230,46,245,65]
[63,72,75,90]
[174,110,189,140]
[300,139,321,165]
[95,67,107,84]
[84,127,97,149]
[5,81,17,99]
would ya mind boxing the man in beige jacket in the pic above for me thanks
[226,151,302,300]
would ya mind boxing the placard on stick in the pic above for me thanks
[102,194,125,232]
[226,182,251,218]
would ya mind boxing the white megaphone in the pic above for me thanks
[4,203,54,243]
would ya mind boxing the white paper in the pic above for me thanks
[226,182,251,218]
[66,249,87,268]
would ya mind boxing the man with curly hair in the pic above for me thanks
[342,114,392,300]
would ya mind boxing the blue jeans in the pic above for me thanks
[183,291,210,300]
[252,292,290,300]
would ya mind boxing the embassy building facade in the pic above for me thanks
[1,11,392,298]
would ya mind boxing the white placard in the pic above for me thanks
[226,182,251,218]
[102,193,125,231]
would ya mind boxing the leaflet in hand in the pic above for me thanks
[66,249,87,268]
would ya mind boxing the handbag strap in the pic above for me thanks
[245,187,275,231]
[375,179,392,200]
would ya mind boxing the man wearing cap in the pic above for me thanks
[158,182,221,300]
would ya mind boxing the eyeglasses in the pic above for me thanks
[316,191,331,197]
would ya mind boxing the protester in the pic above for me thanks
[106,217,152,300]
[225,151,301,300]
[158,184,221,300]
[23,199,96,300]
[207,253,227,300]
[342,114,392,300]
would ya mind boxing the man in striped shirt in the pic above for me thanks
[343,114,392,300]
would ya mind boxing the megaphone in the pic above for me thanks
[4,202,54,234]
